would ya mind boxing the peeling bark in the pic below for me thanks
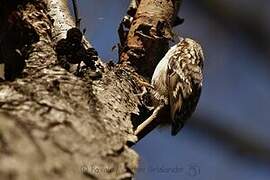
[0,0,180,179]
[119,0,182,78]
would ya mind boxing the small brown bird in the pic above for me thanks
[135,38,204,136]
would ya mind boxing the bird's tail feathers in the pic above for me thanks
[171,112,184,136]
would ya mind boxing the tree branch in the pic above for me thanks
[119,0,182,78]
[118,0,183,140]
[0,0,183,179]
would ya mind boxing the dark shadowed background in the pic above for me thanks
[70,0,270,179]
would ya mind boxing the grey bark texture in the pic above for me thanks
[0,0,180,179]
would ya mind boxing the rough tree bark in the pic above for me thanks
[0,0,180,179]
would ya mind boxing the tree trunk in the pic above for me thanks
[0,0,180,179]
